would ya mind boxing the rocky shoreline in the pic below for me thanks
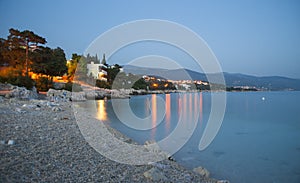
[0,85,229,182]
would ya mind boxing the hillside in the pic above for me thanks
[123,65,300,91]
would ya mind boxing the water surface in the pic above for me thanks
[87,91,300,183]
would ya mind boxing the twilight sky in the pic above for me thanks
[0,0,299,78]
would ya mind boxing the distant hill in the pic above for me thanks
[122,65,300,91]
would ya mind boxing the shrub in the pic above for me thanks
[96,80,111,89]
[63,82,83,92]
[36,77,53,92]
[14,75,34,90]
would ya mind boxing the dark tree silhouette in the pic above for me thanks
[5,28,47,75]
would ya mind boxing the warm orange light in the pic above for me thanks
[152,83,158,87]
[165,94,171,133]
[199,92,203,123]
[189,93,192,117]
[151,94,157,140]
[96,100,107,121]
[164,83,168,87]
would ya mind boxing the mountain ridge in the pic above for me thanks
[122,65,300,90]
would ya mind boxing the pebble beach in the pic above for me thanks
[0,95,228,183]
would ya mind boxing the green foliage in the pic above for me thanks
[101,54,107,65]
[35,77,53,92]
[0,66,33,89]
[132,78,148,90]
[5,28,47,75]
[95,80,111,89]
[66,54,80,81]
[15,76,34,89]
[75,55,88,80]
[1,75,34,90]
[8,28,46,46]
[63,82,83,92]
[31,47,67,77]
[106,65,121,85]
[86,53,100,64]
[195,84,210,90]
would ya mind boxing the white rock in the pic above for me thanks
[9,86,38,99]
[143,167,167,181]
[15,107,25,113]
[217,180,230,183]
[52,107,62,112]
[71,92,86,101]
[7,140,15,145]
[47,102,59,107]
[22,104,36,108]
[193,166,210,178]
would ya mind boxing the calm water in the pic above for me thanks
[87,91,300,183]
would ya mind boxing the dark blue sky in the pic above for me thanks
[1,0,299,78]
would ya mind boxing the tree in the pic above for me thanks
[107,64,121,84]
[6,28,46,76]
[73,54,88,81]
[101,53,107,65]
[66,53,79,81]
[52,47,67,76]
[0,38,9,66]
[31,47,67,78]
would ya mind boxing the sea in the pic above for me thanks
[82,91,300,183]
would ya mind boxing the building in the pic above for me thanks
[87,62,107,81]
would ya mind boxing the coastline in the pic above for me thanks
[0,96,227,182]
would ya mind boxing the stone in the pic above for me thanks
[184,173,192,181]
[15,107,26,113]
[144,140,161,153]
[149,162,170,169]
[52,107,62,112]
[193,166,210,178]
[47,88,87,102]
[9,86,38,99]
[47,102,60,107]
[22,104,36,108]
[7,140,15,145]
[143,167,167,181]
[217,180,230,183]
[4,93,11,98]
[71,92,86,101]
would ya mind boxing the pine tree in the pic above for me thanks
[101,53,107,65]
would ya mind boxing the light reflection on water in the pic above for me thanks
[165,94,171,135]
[92,92,300,183]
[151,94,157,140]
[96,100,107,121]
[95,93,205,142]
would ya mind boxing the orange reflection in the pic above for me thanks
[165,94,171,133]
[96,100,107,121]
[151,94,157,140]
[199,92,203,123]
[183,94,187,121]
[194,93,198,120]
[189,93,192,118]
[178,96,182,116]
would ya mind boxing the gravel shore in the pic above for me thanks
[0,97,222,182]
